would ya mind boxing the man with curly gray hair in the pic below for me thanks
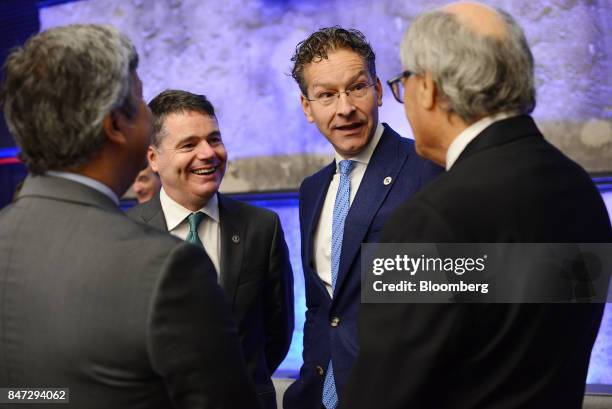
[0,24,259,409]
[341,3,611,408]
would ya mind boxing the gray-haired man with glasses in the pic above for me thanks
[283,26,441,409]
[387,70,414,104]
[341,2,611,408]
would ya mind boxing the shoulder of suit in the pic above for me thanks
[125,200,146,219]
[219,194,278,221]
[299,161,335,190]
[383,128,417,157]
[121,210,178,242]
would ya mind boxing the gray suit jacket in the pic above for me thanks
[128,193,294,409]
[0,175,261,409]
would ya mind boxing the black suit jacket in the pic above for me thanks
[0,175,260,409]
[341,115,612,409]
[128,192,294,409]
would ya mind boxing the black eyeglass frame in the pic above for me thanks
[386,70,413,104]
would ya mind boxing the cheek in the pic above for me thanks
[169,155,190,175]
[309,111,330,128]
[216,147,228,163]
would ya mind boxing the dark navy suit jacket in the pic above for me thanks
[283,124,442,409]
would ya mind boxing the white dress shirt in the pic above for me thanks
[313,123,384,297]
[159,187,222,277]
[445,112,517,170]
[46,170,119,205]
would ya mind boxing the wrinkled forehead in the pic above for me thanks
[304,48,372,88]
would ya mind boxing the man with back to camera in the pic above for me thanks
[341,3,612,408]
[0,24,260,409]
[127,89,294,409]
[282,27,442,409]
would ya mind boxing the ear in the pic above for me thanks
[418,72,437,111]
[147,145,159,173]
[102,110,128,146]
[300,94,315,123]
[374,76,383,107]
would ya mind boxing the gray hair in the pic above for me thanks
[400,8,535,123]
[1,24,139,174]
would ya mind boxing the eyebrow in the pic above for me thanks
[172,131,222,148]
[312,70,369,89]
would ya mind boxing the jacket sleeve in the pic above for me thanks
[148,242,262,409]
[298,182,318,368]
[264,212,295,373]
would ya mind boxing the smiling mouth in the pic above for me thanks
[191,166,218,176]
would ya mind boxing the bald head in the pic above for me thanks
[442,1,507,39]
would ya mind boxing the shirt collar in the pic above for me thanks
[46,170,119,205]
[159,187,220,231]
[445,112,517,170]
[334,122,384,169]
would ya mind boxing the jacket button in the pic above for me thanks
[316,365,324,376]
[330,316,340,327]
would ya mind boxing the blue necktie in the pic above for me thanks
[322,159,355,409]
[186,212,205,246]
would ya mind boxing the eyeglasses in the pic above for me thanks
[306,82,376,106]
[386,70,413,104]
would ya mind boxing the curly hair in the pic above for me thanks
[291,26,376,96]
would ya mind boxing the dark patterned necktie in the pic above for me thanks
[186,212,205,247]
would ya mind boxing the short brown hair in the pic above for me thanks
[148,89,216,146]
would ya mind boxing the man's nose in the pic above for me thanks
[195,141,215,159]
[336,92,356,116]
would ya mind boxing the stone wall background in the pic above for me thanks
[40,0,611,194]
[39,0,612,383]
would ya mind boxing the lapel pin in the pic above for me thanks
[232,235,240,244]
[383,176,392,186]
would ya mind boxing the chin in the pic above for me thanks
[339,141,368,157]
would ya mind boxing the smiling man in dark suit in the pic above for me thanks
[341,3,612,409]
[283,27,441,409]
[0,24,259,409]
[127,89,294,409]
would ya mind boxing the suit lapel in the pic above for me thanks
[334,125,409,298]
[138,193,168,230]
[303,162,336,299]
[218,194,245,306]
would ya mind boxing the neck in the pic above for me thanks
[419,111,470,167]
[164,188,212,212]
[66,145,136,198]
